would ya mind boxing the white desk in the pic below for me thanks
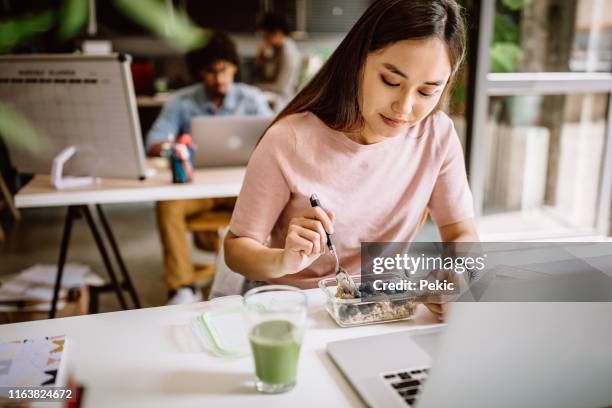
[0,289,442,408]
[15,164,246,208]
[13,163,246,317]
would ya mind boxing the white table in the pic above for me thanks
[13,163,246,317]
[0,289,442,407]
[14,164,246,208]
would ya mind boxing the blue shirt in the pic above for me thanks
[145,83,273,151]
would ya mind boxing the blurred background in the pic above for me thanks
[0,0,611,311]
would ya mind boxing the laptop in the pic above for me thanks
[190,116,272,167]
[327,302,612,408]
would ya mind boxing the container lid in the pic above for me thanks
[191,298,251,358]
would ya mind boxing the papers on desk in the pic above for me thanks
[0,263,103,312]
[0,336,68,391]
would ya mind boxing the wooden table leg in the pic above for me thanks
[0,175,20,221]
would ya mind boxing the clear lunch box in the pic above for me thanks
[318,273,417,327]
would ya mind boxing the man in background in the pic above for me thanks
[255,12,302,106]
[147,31,272,305]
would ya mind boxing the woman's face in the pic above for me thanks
[357,37,452,144]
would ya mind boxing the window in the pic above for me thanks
[468,0,612,239]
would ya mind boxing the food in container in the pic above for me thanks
[318,273,416,327]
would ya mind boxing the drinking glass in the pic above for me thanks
[243,285,307,394]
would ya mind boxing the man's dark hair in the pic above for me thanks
[185,31,240,78]
[257,12,290,35]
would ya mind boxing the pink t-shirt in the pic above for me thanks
[229,111,474,288]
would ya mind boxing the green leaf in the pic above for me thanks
[0,103,49,157]
[112,0,208,51]
[501,0,533,11]
[490,42,523,72]
[451,82,466,105]
[0,11,55,53]
[494,12,518,44]
[58,0,89,40]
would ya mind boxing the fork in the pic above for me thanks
[309,194,359,298]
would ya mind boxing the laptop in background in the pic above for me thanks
[327,302,612,408]
[190,116,272,167]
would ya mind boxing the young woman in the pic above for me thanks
[224,0,479,320]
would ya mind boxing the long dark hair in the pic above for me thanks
[268,0,465,133]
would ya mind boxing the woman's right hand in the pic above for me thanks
[280,206,335,275]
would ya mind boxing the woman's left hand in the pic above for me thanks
[423,301,449,322]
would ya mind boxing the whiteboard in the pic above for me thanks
[0,53,147,179]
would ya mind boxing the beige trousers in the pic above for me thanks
[155,197,236,290]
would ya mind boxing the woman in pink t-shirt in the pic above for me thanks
[225,0,479,320]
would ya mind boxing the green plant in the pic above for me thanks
[113,0,208,51]
[0,11,56,53]
[449,0,530,113]
[490,0,532,73]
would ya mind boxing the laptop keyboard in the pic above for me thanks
[381,367,430,406]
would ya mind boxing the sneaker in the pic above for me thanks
[167,287,203,305]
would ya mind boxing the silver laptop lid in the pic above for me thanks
[190,116,272,167]
[419,303,612,408]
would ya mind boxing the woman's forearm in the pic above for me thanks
[224,232,287,281]
[439,218,479,242]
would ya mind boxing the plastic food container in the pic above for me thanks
[318,274,417,327]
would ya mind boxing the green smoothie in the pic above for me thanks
[249,320,302,385]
